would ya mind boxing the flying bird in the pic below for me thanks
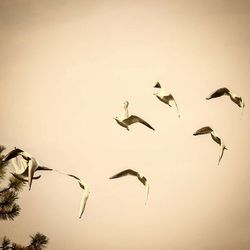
[153,82,180,117]
[66,173,90,219]
[3,148,49,190]
[114,101,154,131]
[206,87,245,114]
[54,170,90,219]
[10,157,42,183]
[109,169,149,204]
[193,126,228,165]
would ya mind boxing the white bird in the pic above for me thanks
[10,156,42,182]
[193,126,228,165]
[206,87,245,115]
[153,82,180,117]
[114,101,155,131]
[3,148,51,190]
[109,169,149,205]
[66,174,90,219]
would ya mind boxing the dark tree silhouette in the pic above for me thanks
[29,233,49,250]
[0,145,25,221]
[0,232,49,250]
[0,236,11,250]
[0,147,49,249]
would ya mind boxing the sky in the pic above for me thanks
[0,0,250,249]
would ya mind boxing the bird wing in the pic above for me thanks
[210,132,222,145]
[67,174,81,181]
[77,180,89,218]
[11,173,41,182]
[28,158,39,190]
[123,115,155,130]
[139,175,147,186]
[78,181,87,190]
[218,145,227,166]
[169,96,180,117]
[229,95,243,108]
[109,169,138,179]
[2,148,23,162]
[37,166,53,171]
[78,190,89,219]
[206,88,230,99]
[193,126,213,135]
[20,151,33,162]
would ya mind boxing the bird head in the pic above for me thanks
[123,101,129,108]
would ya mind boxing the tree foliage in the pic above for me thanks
[0,232,49,250]
[0,145,25,221]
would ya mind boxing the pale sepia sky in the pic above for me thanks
[0,0,250,249]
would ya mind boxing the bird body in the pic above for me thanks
[114,101,154,131]
[109,169,149,204]
[153,82,180,117]
[11,156,28,175]
[193,126,227,165]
